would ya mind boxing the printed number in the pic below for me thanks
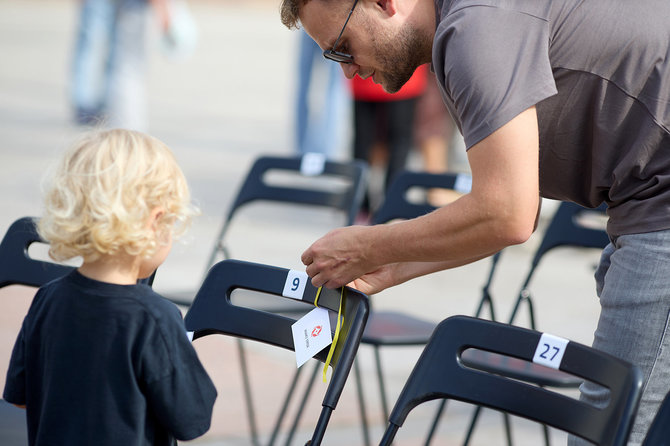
[283,270,308,300]
[533,333,569,370]
[539,343,561,361]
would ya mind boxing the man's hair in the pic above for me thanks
[280,0,310,29]
[38,128,197,262]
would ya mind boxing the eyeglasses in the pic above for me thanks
[323,0,360,64]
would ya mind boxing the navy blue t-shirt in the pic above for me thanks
[3,270,217,445]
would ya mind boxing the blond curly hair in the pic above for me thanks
[39,129,197,263]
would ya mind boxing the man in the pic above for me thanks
[280,0,670,444]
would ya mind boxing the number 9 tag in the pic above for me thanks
[283,269,309,300]
[533,333,569,370]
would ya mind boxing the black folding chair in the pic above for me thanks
[0,217,74,446]
[206,154,368,272]
[381,315,643,446]
[184,259,370,446]
[642,391,670,446]
[187,154,368,445]
[0,217,73,289]
[505,201,609,329]
[428,201,611,445]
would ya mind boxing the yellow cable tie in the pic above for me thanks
[322,287,344,383]
[314,286,322,308]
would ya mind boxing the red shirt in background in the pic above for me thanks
[350,64,428,101]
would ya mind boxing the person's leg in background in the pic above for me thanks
[353,99,379,216]
[106,0,150,130]
[296,30,316,154]
[568,230,670,446]
[71,0,115,125]
[295,30,348,158]
[384,97,417,191]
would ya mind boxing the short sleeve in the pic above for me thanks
[141,310,217,441]
[434,5,558,148]
[3,323,27,405]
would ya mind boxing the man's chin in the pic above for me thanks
[374,74,401,94]
[381,83,401,94]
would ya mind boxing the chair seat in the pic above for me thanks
[0,400,27,445]
[461,348,583,388]
[362,310,437,346]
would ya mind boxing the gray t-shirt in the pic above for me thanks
[433,0,670,235]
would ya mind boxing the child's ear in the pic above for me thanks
[147,207,165,231]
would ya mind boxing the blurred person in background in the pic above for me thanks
[70,0,171,130]
[295,29,349,159]
[351,63,427,218]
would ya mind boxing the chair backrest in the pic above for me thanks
[371,170,471,225]
[641,391,670,446]
[0,217,73,289]
[507,201,609,326]
[530,201,609,272]
[381,315,643,446]
[207,154,368,267]
[184,259,370,445]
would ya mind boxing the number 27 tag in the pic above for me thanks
[532,333,569,370]
[282,269,309,300]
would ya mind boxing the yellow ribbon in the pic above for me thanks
[314,286,345,383]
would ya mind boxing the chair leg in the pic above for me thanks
[268,364,307,446]
[284,361,320,446]
[354,359,372,446]
[380,423,400,446]
[502,412,514,446]
[424,399,447,445]
[463,408,514,446]
[542,423,551,446]
[462,405,481,446]
[237,339,261,446]
[308,406,333,446]
[374,346,390,422]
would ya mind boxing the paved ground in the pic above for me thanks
[0,1,605,445]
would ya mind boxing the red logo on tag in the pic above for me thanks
[311,325,322,337]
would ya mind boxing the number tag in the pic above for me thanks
[282,269,309,300]
[300,152,326,176]
[533,333,569,370]
[454,173,472,194]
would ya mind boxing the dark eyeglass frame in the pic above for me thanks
[323,0,360,64]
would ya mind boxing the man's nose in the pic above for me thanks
[340,63,359,79]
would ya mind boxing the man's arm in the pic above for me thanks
[302,106,541,290]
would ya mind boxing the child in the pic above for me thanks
[3,129,217,445]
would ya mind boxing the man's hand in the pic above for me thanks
[301,225,378,289]
[347,264,397,295]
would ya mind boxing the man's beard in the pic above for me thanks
[373,21,430,93]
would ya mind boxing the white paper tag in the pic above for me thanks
[454,173,473,194]
[533,333,569,370]
[300,152,326,176]
[291,307,333,368]
[282,269,309,300]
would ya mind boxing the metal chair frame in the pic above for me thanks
[381,315,643,446]
[428,201,610,445]
[198,154,368,445]
[184,259,370,446]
